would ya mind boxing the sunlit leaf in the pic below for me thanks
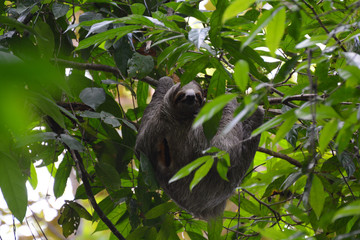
[190,157,214,191]
[145,202,177,219]
[54,155,72,198]
[319,119,338,154]
[188,27,210,49]
[0,152,27,222]
[222,0,256,23]
[234,59,249,92]
[266,7,286,57]
[332,200,360,222]
[169,155,211,184]
[193,94,237,129]
[309,175,325,219]
[76,25,141,51]
[242,7,284,50]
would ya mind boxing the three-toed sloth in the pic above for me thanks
[135,77,264,219]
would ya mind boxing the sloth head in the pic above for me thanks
[164,81,204,119]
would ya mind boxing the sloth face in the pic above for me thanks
[168,81,204,118]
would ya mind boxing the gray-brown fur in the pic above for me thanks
[135,77,264,219]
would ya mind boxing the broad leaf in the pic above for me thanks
[190,157,214,191]
[76,25,141,51]
[79,87,106,110]
[59,134,85,152]
[266,7,286,57]
[193,94,237,129]
[319,119,338,154]
[52,3,70,19]
[188,27,209,49]
[234,59,249,92]
[54,155,72,198]
[332,200,360,222]
[222,0,256,23]
[145,202,177,219]
[169,155,211,184]
[309,175,326,219]
[95,162,122,191]
[0,152,27,222]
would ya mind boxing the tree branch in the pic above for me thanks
[258,147,302,168]
[69,150,126,240]
[268,94,324,105]
[51,58,159,87]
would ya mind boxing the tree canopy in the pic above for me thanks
[1,0,360,239]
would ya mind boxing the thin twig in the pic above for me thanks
[258,147,302,168]
[241,189,282,227]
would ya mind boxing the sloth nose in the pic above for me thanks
[184,94,195,104]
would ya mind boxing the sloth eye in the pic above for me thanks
[175,93,185,104]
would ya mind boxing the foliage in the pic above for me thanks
[1,0,360,239]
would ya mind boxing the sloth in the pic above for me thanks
[135,76,264,219]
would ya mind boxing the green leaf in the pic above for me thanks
[181,55,209,85]
[54,155,72,198]
[295,35,328,49]
[309,175,325,219]
[207,70,226,99]
[139,153,158,190]
[76,25,141,51]
[216,153,230,181]
[68,201,92,221]
[295,104,341,120]
[319,119,338,154]
[169,155,211,184]
[178,3,208,22]
[266,7,286,57]
[242,7,284,50]
[145,202,177,219]
[193,94,237,129]
[130,3,146,15]
[273,55,300,83]
[0,152,27,222]
[234,59,249,92]
[58,203,81,237]
[252,109,295,136]
[273,115,297,144]
[188,27,209,49]
[0,16,37,35]
[190,157,214,191]
[79,87,106,110]
[128,52,154,79]
[332,200,360,222]
[52,3,70,19]
[281,171,303,190]
[100,111,121,127]
[95,162,122,191]
[60,134,85,152]
[337,151,356,177]
[28,163,38,189]
[222,0,256,23]
[209,0,227,48]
